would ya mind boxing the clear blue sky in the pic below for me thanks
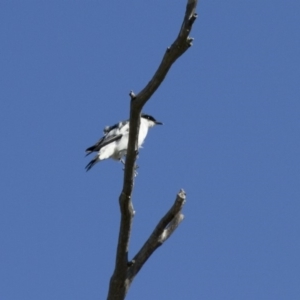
[1,1,299,299]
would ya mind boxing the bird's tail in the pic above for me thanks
[85,157,98,171]
[85,145,97,156]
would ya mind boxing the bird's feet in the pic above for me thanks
[134,164,139,177]
[120,159,139,177]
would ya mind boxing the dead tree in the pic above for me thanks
[107,1,198,299]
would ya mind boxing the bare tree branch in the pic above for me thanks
[127,190,186,282]
[107,1,198,299]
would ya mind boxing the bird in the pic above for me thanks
[85,114,163,171]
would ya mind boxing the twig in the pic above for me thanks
[127,190,186,282]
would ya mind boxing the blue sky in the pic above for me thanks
[1,1,299,299]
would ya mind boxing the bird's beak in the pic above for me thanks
[155,121,163,125]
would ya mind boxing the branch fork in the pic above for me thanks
[107,0,198,298]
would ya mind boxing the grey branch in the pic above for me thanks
[127,190,186,282]
[107,1,198,299]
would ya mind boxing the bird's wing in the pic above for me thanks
[103,120,127,134]
[85,134,122,155]
[103,123,118,134]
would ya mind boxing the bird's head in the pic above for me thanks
[141,114,163,128]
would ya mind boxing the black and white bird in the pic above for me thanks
[85,114,163,171]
